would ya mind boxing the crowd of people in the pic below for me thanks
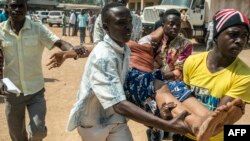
[64,9,96,45]
[0,0,250,141]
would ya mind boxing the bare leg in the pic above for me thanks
[212,98,245,136]
[197,98,244,140]
[196,105,230,141]
[155,80,211,135]
[154,80,231,140]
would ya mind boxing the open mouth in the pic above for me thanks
[125,33,131,38]
[170,30,177,35]
[231,48,241,54]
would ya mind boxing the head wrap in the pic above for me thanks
[213,9,250,39]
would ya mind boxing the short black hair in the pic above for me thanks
[163,9,181,22]
[101,2,124,24]
[159,11,164,18]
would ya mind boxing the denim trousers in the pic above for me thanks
[4,88,47,141]
[79,27,86,44]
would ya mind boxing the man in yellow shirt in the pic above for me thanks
[181,9,250,141]
[0,0,74,141]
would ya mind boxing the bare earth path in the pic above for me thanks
[0,25,249,141]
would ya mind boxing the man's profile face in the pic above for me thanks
[7,0,27,22]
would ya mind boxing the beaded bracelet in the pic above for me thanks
[72,47,87,60]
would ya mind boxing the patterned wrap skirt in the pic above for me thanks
[124,68,192,116]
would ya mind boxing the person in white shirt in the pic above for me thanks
[0,0,75,140]
[68,10,76,36]
[48,3,191,141]
[206,21,214,51]
[88,10,96,43]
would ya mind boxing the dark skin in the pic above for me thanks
[154,14,182,80]
[48,6,191,134]
[113,0,129,5]
[207,25,249,125]
[104,6,191,135]
[47,0,130,69]
[0,0,74,96]
[163,15,181,42]
[148,23,247,130]
[7,0,73,50]
[207,26,249,73]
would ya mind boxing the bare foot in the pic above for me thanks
[196,104,231,141]
[213,98,245,135]
[227,98,245,115]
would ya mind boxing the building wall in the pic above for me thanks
[128,0,160,12]
[27,0,58,5]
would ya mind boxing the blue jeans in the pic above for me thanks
[79,27,86,44]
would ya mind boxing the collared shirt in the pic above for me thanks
[93,12,142,46]
[0,17,59,95]
[67,35,130,131]
[77,14,88,28]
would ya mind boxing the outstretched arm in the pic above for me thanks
[113,100,191,135]
[53,40,74,51]
[47,46,92,70]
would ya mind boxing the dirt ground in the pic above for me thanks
[0,25,250,141]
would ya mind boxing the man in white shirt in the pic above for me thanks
[0,0,74,140]
[47,3,191,141]
[68,10,76,36]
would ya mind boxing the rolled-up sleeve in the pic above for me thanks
[91,57,126,109]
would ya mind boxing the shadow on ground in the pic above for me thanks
[44,78,59,83]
